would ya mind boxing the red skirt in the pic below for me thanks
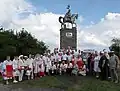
[39,72,45,76]
[6,65,13,77]
[72,61,74,66]
[77,61,84,69]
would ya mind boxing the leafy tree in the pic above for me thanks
[0,28,48,61]
[109,38,120,56]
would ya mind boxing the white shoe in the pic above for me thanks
[115,80,118,84]
[6,81,9,85]
[13,80,18,83]
[96,76,99,78]
[10,77,12,79]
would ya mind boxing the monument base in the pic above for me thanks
[60,27,77,50]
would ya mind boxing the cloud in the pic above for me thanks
[79,12,120,50]
[0,0,120,51]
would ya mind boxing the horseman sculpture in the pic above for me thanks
[59,5,78,28]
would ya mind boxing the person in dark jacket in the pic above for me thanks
[99,52,109,80]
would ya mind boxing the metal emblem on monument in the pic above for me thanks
[59,5,78,49]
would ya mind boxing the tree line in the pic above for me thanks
[0,28,48,61]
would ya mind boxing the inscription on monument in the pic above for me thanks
[66,32,72,37]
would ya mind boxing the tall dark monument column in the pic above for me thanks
[59,5,78,49]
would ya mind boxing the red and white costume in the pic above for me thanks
[2,60,13,80]
[79,65,86,76]
[71,57,75,66]
[39,58,45,77]
[33,58,41,74]
[25,58,34,77]
[13,59,19,77]
[77,57,84,69]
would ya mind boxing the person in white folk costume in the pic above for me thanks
[51,53,55,62]
[33,54,41,79]
[39,55,45,77]
[22,56,29,80]
[12,56,19,83]
[18,55,25,82]
[59,61,67,75]
[46,55,51,75]
[42,53,48,73]
[50,62,57,75]
[94,52,101,78]
[26,54,34,80]
[2,56,13,84]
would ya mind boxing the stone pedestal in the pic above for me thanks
[60,27,77,49]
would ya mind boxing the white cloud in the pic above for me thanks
[0,0,120,51]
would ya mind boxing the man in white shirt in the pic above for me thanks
[50,62,57,75]
[78,50,81,56]
[62,52,68,63]
[74,49,78,58]
[58,53,62,64]
[67,52,72,62]
[51,53,55,62]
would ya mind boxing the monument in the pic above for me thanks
[59,5,78,49]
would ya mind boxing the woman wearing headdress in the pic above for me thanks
[2,56,13,84]
[33,54,41,79]
[46,55,51,75]
[12,56,19,83]
[71,61,79,76]
[39,55,45,77]
[94,52,101,78]
[18,55,24,82]
[77,55,84,70]
[71,55,75,66]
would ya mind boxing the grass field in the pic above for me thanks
[5,75,120,91]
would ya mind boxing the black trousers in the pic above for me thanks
[49,70,57,76]
[100,67,109,80]
[23,70,27,80]
[66,68,72,75]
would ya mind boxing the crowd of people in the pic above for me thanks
[0,47,119,85]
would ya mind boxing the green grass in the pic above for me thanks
[6,75,120,91]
